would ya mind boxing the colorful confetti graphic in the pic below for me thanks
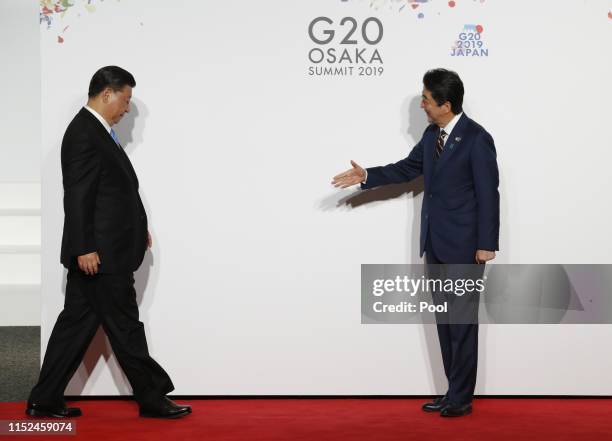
[39,0,118,43]
[40,0,76,30]
[340,0,485,15]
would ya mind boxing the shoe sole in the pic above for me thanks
[25,409,81,418]
[139,409,192,419]
[440,408,472,417]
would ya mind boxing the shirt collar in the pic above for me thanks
[440,112,463,137]
[84,105,112,134]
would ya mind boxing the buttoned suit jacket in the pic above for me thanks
[362,113,499,263]
[60,107,148,273]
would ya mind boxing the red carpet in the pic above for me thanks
[1,399,610,440]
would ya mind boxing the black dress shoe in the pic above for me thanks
[422,396,449,412]
[440,402,472,417]
[25,403,82,418]
[139,397,192,419]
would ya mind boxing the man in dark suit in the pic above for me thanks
[27,66,191,419]
[332,68,499,417]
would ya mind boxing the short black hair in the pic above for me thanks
[422,68,464,114]
[88,66,136,98]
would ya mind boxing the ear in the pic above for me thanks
[102,87,113,103]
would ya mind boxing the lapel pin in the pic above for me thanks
[455,137,461,142]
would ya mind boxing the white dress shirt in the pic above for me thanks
[84,105,112,134]
[439,112,463,145]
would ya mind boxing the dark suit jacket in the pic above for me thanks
[60,107,148,273]
[362,114,499,263]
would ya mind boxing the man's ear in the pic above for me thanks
[102,87,112,104]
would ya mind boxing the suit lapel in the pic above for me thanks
[114,142,140,189]
[79,108,139,189]
[432,113,469,178]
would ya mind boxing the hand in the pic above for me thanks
[475,249,495,264]
[77,252,101,275]
[147,231,152,249]
[332,160,366,188]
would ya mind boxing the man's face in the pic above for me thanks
[420,88,450,126]
[103,85,132,126]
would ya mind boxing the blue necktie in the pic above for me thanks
[110,128,121,147]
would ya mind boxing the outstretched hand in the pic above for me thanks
[332,160,366,188]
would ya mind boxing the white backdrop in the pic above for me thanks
[40,0,612,395]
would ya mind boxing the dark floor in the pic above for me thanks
[0,326,39,402]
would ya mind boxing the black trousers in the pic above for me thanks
[425,239,482,406]
[29,270,174,407]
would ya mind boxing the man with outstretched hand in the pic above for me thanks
[332,68,500,417]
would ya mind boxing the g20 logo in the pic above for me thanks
[306,16,384,77]
[308,16,383,46]
[451,25,489,57]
